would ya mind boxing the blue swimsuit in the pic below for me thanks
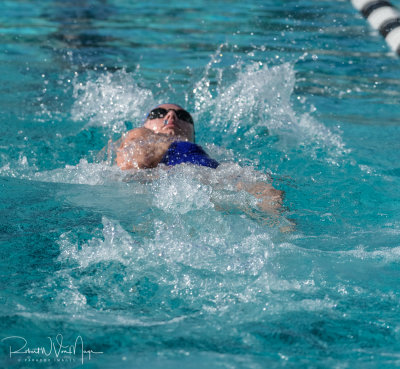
[160,141,219,169]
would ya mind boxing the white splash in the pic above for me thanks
[152,170,214,214]
[194,61,350,163]
[33,159,115,185]
[71,69,156,132]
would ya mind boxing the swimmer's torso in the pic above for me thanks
[116,128,218,170]
[160,141,219,168]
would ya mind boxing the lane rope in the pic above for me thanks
[351,0,400,54]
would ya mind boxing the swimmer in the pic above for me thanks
[116,103,218,170]
[116,103,284,214]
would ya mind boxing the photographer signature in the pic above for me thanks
[1,334,103,364]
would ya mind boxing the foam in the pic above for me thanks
[152,169,214,214]
[51,213,285,309]
[347,245,400,262]
[274,241,400,264]
[14,305,189,328]
[57,216,137,269]
[33,159,130,185]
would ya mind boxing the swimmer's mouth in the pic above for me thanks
[163,122,176,128]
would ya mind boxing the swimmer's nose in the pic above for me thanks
[165,110,178,123]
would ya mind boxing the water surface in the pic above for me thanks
[1,1,400,368]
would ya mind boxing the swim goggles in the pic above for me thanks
[147,107,194,125]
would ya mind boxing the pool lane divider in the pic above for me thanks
[351,0,400,54]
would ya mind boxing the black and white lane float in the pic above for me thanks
[351,0,400,54]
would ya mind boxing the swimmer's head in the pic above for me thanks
[143,103,195,142]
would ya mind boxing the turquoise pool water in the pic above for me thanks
[1,1,400,368]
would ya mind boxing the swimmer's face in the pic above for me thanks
[143,104,195,142]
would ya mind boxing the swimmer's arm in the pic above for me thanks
[236,181,295,232]
[116,127,172,170]
[237,182,284,214]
